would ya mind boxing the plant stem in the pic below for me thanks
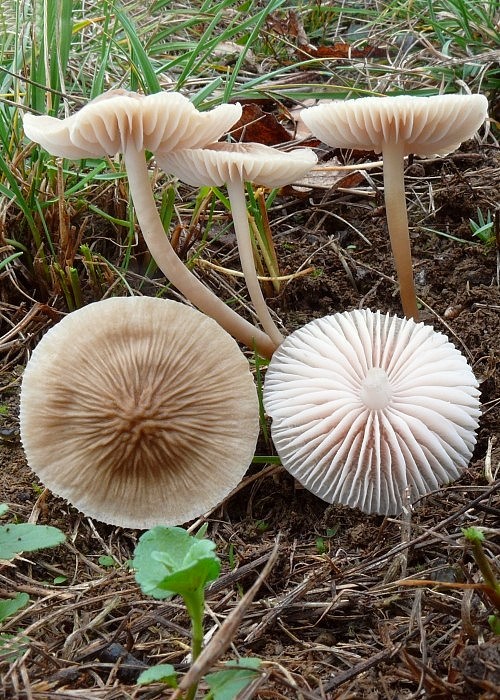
[470,539,500,605]
[462,529,500,610]
[382,141,419,321]
[123,147,277,358]
[226,179,284,346]
[256,188,281,293]
[184,588,205,700]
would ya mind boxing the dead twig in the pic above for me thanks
[245,565,327,643]
[318,643,404,695]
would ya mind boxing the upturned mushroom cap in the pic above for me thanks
[20,297,259,528]
[301,93,488,156]
[263,309,481,516]
[23,89,242,159]
[156,142,318,188]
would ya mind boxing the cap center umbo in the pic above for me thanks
[360,367,393,410]
[116,389,168,441]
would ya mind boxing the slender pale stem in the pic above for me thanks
[226,180,284,347]
[382,141,419,321]
[123,147,277,358]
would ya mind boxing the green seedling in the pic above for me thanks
[315,537,327,554]
[462,527,500,634]
[396,526,500,635]
[0,504,66,561]
[137,663,178,688]
[469,208,494,244]
[315,527,339,554]
[255,519,269,534]
[98,555,118,569]
[0,504,65,660]
[133,525,221,667]
[132,526,261,698]
[0,593,29,625]
[204,657,262,700]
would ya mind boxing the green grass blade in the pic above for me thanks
[113,2,161,93]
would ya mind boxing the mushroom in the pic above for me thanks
[156,142,318,346]
[20,296,260,528]
[263,308,481,516]
[301,94,488,320]
[23,89,276,358]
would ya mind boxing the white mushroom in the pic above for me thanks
[20,296,260,528]
[301,94,488,320]
[23,90,276,358]
[157,142,318,347]
[263,308,481,515]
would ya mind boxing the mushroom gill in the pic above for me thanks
[20,296,259,528]
[263,309,481,515]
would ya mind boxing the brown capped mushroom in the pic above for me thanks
[23,90,275,358]
[263,308,481,516]
[20,296,260,528]
[301,94,488,320]
[157,142,318,346]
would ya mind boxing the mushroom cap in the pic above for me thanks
[23,89,242,159]
[20,297,259,528]
[301,94,488,156]
[263,309,481,515]
[156,142,318,188]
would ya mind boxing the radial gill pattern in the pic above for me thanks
[23,90,242,159]
[263,309,481,516]
[20,297,259,528]
[300,94,488,156]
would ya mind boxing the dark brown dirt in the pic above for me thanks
[0,142,499,699]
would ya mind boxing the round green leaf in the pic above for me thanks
[133,526,220,600]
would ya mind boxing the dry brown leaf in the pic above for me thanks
[230,103,293,145]
[303,42,387,60]
[266,9,386,62]
[293,158,366,190]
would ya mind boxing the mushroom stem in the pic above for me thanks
[226,179,285,347]
[123,147,277,358]
[381,141,419,321]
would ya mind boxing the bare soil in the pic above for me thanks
[0,141,499,699]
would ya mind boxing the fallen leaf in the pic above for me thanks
[230,103,293,145]
[280,158,366,192]
[266,10,303,40]
[302,43,387,60]
[266,10,386,62]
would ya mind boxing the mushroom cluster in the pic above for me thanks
[23,90,277,358]
[21,88,487,525]
[23,90,316,359]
